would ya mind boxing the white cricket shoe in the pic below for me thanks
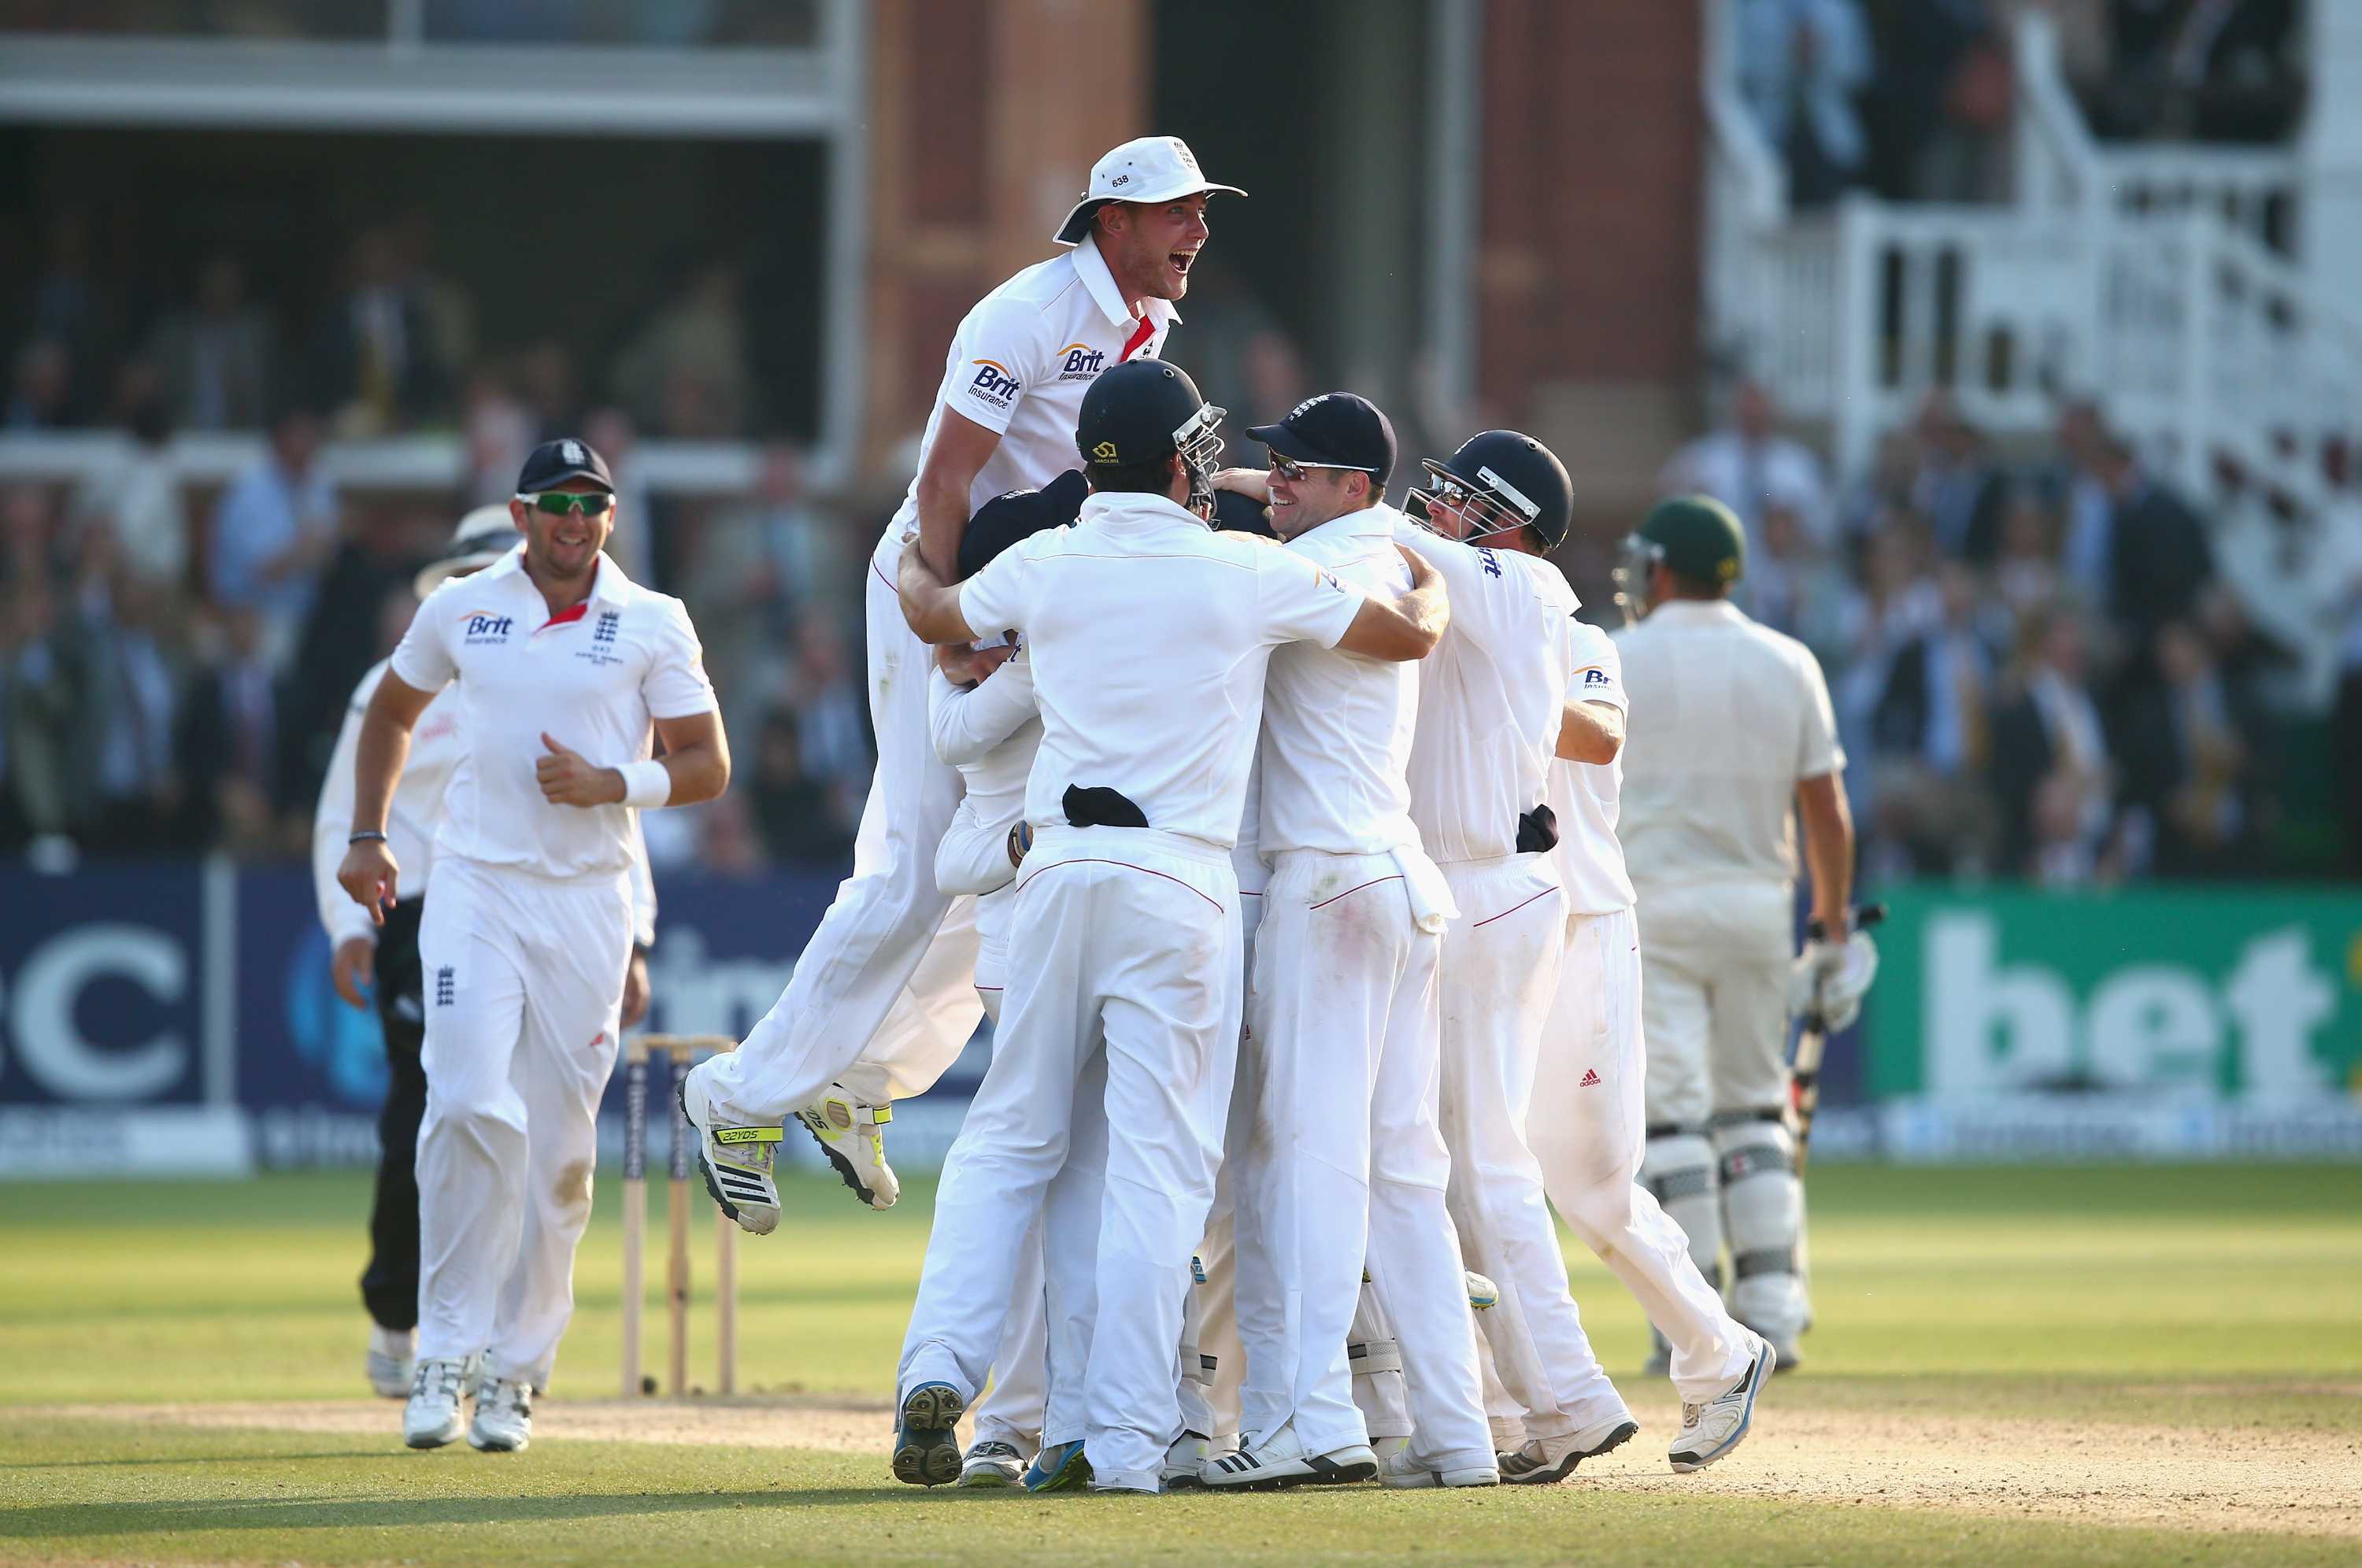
[679,1069,783,1236]
[1668,1336,1775,1474]
[794,1084,899,1211]
[956,1440,1025,1488]
[1202,1421,1376,1490]
[401,1355,472,1449]
[367,1325,415,1400]
[468,1373,533,1452]
[1377,1435,1499,1490]
[1161,1429,1210,1491]
[1498,1411,1640,1485]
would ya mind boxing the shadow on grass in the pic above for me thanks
[0,1451,387,1471]
[0,1485,1032,1538]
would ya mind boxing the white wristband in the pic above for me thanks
[618,759,672,809]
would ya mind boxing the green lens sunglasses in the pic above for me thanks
[516,490,616,516]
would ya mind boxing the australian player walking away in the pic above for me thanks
[680,137,1246,1228]
[338,440,727,1454]
[1613,496,1871,1379]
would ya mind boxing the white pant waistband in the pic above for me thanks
[1029,822,1232,871]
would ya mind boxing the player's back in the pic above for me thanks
[1399,522,1579,864]
[1616,598,1841,888]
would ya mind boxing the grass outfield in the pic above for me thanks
[2,1165,2358,1564]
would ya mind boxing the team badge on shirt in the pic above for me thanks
[1056,343,1109,381]
[968,358,1021,409]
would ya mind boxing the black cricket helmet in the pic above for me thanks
[1405,430,1573,550]
[1075,357,1227,517]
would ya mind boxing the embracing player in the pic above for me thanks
[680,137,1246,1229]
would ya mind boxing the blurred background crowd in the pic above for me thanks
[1,0,2353,893]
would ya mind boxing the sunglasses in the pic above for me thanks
[517,490,616,516]
[1267,454,1376,483]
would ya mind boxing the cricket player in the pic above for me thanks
[1614,496,1869,1374]
[1205,393,1492,1492]
[315,506,662,1404]
[339,439,727,1453]
[887,361,1448,1495]
[921,478,1074,1488]
[681,138,1246,1227]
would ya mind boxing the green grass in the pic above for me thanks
[2,1165,2357,1564]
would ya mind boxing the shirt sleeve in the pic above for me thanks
[939,295,1044,436]
[1567,623,1627,713]
[1796,643,1846,779]
[312,666,380,947]
[642,597,720,720]
[931,651,1039,768]
[957,537,1035,643]
[1256,547,1363,650]
[387,587,459,694]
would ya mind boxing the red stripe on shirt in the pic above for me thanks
[535,601,590,633]
[1120,314,1157,362]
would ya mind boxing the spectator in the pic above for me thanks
[2334,544,2362,878]
[6,340,74,431]
[581,405,657,586]
[2093,434,2213,676]
[26,210,104,423]
[207,405,336,668]
[1991,492,2065,628]
[1865,559,1998,872]
[147,252,274,431]
[1908,390,2012,564]
[73,365,188,593]
[2114,618,2260,876]
[517,338,581,440]
[460,368,536,508]
[307,227,447,436]
[1736,0,1874,205]
[747,709,856,869]
[1660,377,1835,560]
[2052,398,2118,605]
[1749,491,1859,661]
[1858,0,2010,202]
[71,524,185,854]
[2097,0,2303,144]
[786,619,872,834]
[1,487,81,844]
[1988,603,2116,878]
[684,439,853,742]
[609,261,753,438]
[176,605,286,856]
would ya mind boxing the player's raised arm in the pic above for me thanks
[914,409,1002,581]
[1333,542,1450,662]
[896,539,982,645]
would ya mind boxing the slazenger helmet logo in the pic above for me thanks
[1092,440,1120,460]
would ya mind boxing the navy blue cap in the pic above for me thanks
[959,471,1088,579]
[1248,392,1396,489]
[516,438,615,495]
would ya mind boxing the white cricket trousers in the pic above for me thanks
[966,979,1049,1455]
[899,825,1242,1492]
[413,856,633,1387]
[694,534,981,1126]
[1232,849,1492,1474]
[1530,904,1757,1406]
[1433,855,1630,1441]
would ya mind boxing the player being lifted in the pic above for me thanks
[679,138,1246,1230]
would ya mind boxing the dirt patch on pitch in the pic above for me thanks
[33,1393,2360,1540]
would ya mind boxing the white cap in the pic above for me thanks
[413,504,521,601]
[1052,135,1246,246]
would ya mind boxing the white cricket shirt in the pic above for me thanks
[1258,505,1421,857]
[1615,597,1845,888]
[1548,623,1637,913]
[958,490,1361,849]
[929,649,1042,896]
[879,234,1175,562]
[1397,521,1583,864]
[388,549,717,881]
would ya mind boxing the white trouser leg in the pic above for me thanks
[964,978,1045,1454]
[1347,1278,1409,1441]
[1435,857,1627,1442]
[840,893,983,1106]
[1038,1046,1109,1450]
[1178,1161,1238,1445]
[483,872,634,1389]
[696,549,979,1126]
[1361,915,1494,1474]
[1533,905,1755,1406]
[1636,888,1725,1300]
[1474,1316,1527,1453]
[414,862,531,1363]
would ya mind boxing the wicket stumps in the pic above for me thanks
[620,1034,739,1398]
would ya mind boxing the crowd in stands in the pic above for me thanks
[1738,0,2306,208]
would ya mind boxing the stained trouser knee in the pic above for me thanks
[1640,1127,1723,1296]
[1712,1112,1805,1340]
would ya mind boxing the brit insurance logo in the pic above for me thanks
[1055,342,1107,382]
[461,611,513,645]
[968,357,1021,412]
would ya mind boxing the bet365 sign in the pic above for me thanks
[1865,888,2362,1103]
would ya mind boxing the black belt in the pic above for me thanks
[1063,784,1150,830]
